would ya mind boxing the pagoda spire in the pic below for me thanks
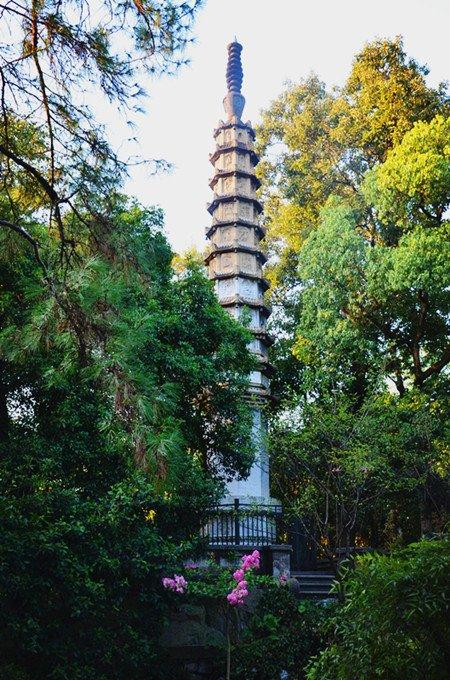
[223,40,246,122]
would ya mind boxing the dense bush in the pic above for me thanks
[233,585,331,679]
[307,538,450,679]
[0,383,217,680]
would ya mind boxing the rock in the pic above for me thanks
[172,604,206,624]
[159,604,226,659]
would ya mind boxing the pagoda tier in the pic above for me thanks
[206,117,273,392]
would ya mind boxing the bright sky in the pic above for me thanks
[106,0,448,255]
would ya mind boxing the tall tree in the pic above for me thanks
[257,38,447,297]
[257,38,449,549]
[0,0,208,465]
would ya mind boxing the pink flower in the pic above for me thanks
[227,587,246,606]
[227,592,238,605]
[174,575,187,593]
[184,560,199,569]
[227,550,260,606]
[233,568,245,582]
[251,549,260,566]
[242,549,260,571]
[162,574,187,594]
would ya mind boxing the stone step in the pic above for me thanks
[297,581,333,590]
[290,571,336,599]
[291,571,334,579]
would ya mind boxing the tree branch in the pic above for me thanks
[0,142,59,203]
[0,218,48,275]
[419,345,450,383]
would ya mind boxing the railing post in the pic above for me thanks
[234,498,240,546]
[275,506,282,543]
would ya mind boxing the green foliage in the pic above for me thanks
[0,196,255,678]
[0,195,255,478]
[296,190,449,392]
[258,37,449,396]
[364,114,450,230]
[307,538,450,680]
[0,381,209,679]
[271,392,448,555]
[257,38,447,292]
[233,585,331,680]
[0,0,205,326]
[334,38,446,162]
[0,7,255,673]
[258,37,449,548]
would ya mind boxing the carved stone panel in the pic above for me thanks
[248,338,268,360]
[239,277,259,301]
[237,154,249,172]
[250,371,268,390]
[238,201,253,221]
[218,175,253,197]
[217,126,250,147]
[217,278,235,299]
[212,204,221,223]
[248,309,266,330]
[249,308,260,329]
[212,225,258,248]
[236,226,253,246]
[218,226,234,246]
[239,252,257,274]
[221,153,234,171]
[236,176,250,195]
[248,338,259,353]
[208,256,218,277]
[220,253,234,273]
[220,202,235,221]
[221,176,233,194]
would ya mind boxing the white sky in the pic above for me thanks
[102,0,449,254]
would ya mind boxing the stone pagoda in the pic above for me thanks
[205,41,275,508]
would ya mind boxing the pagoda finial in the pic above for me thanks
[223,40,245,122]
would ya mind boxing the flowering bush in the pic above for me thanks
[227,580,248,606]
[162,574,187,594]
[162,550,262,605]
[226,550,260,606]
[241,549,260,571]
[161,551,281,680]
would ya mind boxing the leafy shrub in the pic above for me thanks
[307,538,450,679]
[233,584,331,679]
